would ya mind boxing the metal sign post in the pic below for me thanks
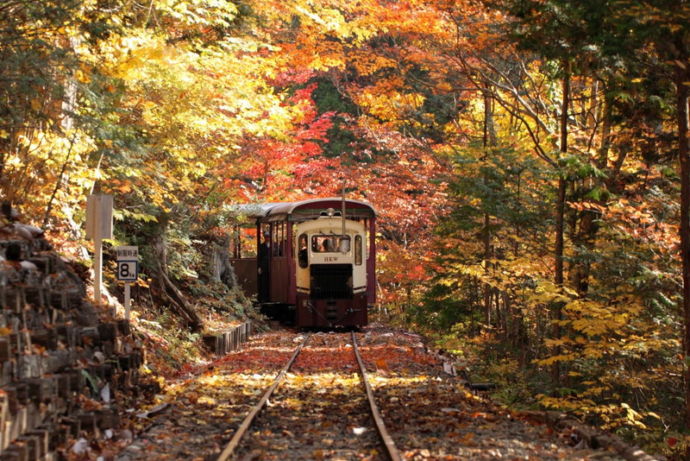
[85,194,113,306]
[114,246,138,321]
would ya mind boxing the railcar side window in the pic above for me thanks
[298,234,308,268]
[260,224,271,257]
[232,226,258,259]
[355,235,362,265]
[273,222,285,256]
[279,222,286,256]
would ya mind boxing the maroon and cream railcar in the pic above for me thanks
[230,198,376,328]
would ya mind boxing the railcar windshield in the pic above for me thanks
[312,235,350,253]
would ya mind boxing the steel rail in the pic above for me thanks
[216,334,311,461]
[351,331,402,461]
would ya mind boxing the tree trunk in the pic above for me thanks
[42,135,76,228]
[572,96,613,295]
[150,219,203,331]
[483,85,496,325]
[503,291,512,342]
[556,64,570,287]
[204,232,237,288]
[552,61,570,385]
[483,212,492,325]
[677,65,690,430]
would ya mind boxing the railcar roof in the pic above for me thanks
[230,203,277,218]
[233,198,376,221]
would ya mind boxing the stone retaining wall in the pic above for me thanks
[0,225,142,461]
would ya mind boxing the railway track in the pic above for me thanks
[217,332,401,461]
[115,327,637,460]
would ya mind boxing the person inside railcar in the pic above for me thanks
[338,236,350,253]
[258,229,271,301]
[323,237,336,252]
[298,235,308,268]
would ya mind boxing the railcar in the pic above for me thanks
[230,198,376,328]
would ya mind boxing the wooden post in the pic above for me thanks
[86,195,113,307]
[124,283,131,321]
[95,231,102,307]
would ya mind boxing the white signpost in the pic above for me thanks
[85,194,113,306]
[114,246,139,321]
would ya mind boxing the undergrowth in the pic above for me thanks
[109,276,266,379]
[394,315,688,459]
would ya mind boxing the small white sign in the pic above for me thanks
[116,261,138,281]
[85,194,113,240]
[114,246,139,261]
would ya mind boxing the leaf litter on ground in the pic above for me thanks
[114,326,626,461]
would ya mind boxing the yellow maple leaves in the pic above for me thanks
[354,87,426,123]
[153,0,239,27]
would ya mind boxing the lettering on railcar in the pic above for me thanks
[324,257,339,262]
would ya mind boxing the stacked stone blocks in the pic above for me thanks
[0,228,142,461]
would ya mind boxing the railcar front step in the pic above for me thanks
[326,301,338,321]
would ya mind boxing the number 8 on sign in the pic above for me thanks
[117,261,138,281]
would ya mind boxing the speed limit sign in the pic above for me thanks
[113,245,139,321]
[114,246,138,281]
[117,260,138,281]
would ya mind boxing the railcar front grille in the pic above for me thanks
[310,264,353,299]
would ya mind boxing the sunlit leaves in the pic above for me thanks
[153,0,239,28]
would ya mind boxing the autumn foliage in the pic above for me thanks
[1,0,689,457]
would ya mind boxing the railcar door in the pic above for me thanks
[230,225,258,298]
[269,221,290,303]
[257,223,272,302]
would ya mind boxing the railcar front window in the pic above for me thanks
[311,235,351,253]
[339,238,350,253]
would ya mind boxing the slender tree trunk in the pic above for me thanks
[471,276,480,334]
[514,171,522,256]
[483,212,492,324]
[61,36,80,131]
[552,60,570,384]
[677,66,690,430]
[556,63,570,286]
[572,97,613,295]
[597,97,613,170]
[42,135,76,228]
[483,86,495,325]
[503,292,512,342]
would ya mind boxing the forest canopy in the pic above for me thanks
[1,0,689,457]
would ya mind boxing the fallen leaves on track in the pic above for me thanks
[116,331,299,460]
[235,332,382,460]
[356,328,624,460]
[113,326,625,461]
